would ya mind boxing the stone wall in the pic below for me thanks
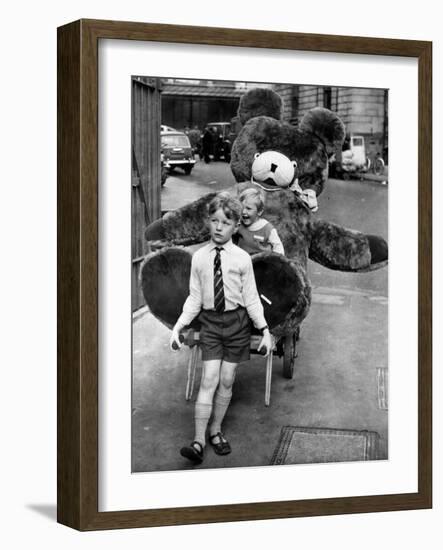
[273,84,298,124]
[271,83,387,157]
[344,88,386,135]
[298,86,323,118]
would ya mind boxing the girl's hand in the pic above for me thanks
[258,330,273,357]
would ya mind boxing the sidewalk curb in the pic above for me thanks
[363,173,389,184]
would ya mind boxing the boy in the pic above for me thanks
[170,192,273,464]
[237,187,285,255]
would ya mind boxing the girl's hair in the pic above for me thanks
[239,187,265,212]
[208,192,242,223]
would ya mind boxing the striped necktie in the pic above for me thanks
[213,247,225,313]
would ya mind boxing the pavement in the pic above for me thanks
[355,165,389,184]
[133,162,388,473]
[363,173,388,183]
[161,158,389,215]
[132,280,388,472]
[161,158,236,212]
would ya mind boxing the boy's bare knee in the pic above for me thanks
[219,373,235,391]
[200,372,220,392]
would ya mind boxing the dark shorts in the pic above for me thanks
[198,307,251,363]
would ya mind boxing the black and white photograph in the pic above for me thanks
[2,0,438,543]
[131,77,389,473]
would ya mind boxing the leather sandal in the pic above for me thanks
[180,441,204,464]
[209,432,231,455]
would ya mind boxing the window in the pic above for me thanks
[323,87,332,109]
[161,134,190,147]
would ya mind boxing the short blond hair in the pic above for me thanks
[239,187,265,212]
[208,192,242,223]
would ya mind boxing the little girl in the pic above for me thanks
[236,187,284,255]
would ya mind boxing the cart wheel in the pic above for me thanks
[283,333,297,379]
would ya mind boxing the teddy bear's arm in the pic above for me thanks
[309,220,388,272]
[145,193,216,246]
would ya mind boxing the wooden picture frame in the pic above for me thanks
[57,19,432,530]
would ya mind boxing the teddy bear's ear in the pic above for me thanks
[237,88,282,126]
[299,107,346,154]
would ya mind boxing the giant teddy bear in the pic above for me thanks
[142,88,388,341]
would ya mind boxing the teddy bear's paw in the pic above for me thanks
[309,220,388,272]
[365,235,388,271]
[141,247,195,329]
[145,217,166,242]
[145,193,215,246]
[252,253,311,329]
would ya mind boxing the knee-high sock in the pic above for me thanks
[209,390,232,435]
[194,402,212,447]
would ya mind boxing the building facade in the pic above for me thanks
[160,79,270,132]
[160,79,388,161]
[273,83,388,160]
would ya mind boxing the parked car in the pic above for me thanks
[203,122,238,162]
[160,130,196,175]
[160,124,176,132]
[329,135,370,179]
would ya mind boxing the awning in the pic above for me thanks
[162,85,244,99]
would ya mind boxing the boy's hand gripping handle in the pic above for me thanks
[171,333,185,350]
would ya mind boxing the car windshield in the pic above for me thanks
[161,134,190,147]
[208,124,229,135]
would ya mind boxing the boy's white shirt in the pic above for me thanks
[176,238,268,330]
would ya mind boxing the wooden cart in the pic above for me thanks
[141,245,304,406]
[181,327,298,407]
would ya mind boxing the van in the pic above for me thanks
[161,131,196,175]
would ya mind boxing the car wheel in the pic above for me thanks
[374,157,385,176]
[183,166,193,175]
